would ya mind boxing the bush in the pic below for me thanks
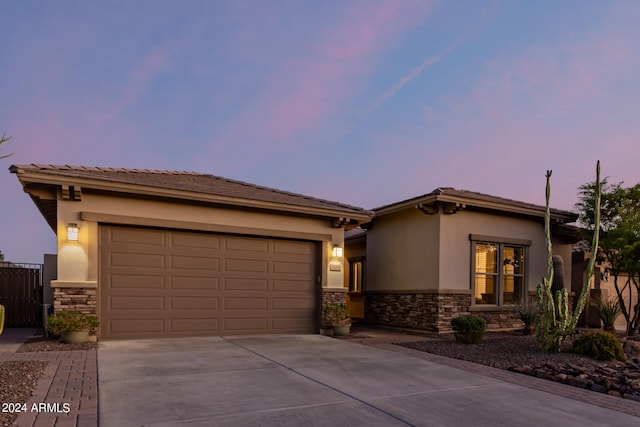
[571,331,625,361]
[322,303,350,327]
[591,297,621,332]
[451,315,486,344]
[46,310,100,335]
[513,302,539,335]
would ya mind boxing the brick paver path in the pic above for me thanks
[0,329,98,427]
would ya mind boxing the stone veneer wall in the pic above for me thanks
[53,287,97,315]
[364,291,561,332]
[365,291,471,333]
[321,288,348,328]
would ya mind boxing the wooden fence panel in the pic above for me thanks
[0,263,43,327]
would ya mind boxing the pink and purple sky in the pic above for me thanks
[1,1,639,262]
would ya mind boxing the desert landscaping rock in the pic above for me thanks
[0,360,47,427]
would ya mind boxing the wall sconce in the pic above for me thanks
[332,244,343,258]
[67,223,79,241]
[602,268,610,282]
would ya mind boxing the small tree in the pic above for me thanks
[536,162,601,353]
[0,133,12,159]
[577,181,640,336]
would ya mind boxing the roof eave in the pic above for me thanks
[12,169,373,223]
[374,193,576,223]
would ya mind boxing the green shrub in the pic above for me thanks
[451,315,486,344]
[322,303,350,327]
[571,331,625,361]
[591,297,621,332]
[46,310,100,335]
[513,302,539,335]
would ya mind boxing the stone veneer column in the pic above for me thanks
[321,288,348,329]
[53,287,97,315]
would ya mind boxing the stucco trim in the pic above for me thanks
[469,234,532,246]
[323,287,348,293]
[51,280,97,288]
[365,289,472,295]
[81,212,333,242]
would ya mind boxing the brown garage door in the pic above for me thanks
[99,225,319,339]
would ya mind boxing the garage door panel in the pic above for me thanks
[171,255,220,271]
[273,260,312,275]
[110,252,165,268]
[223,317,268,332]
[225,258,268,273]
[224,278,267,291]
[224,297,268,310]
[272,298,315,310]
[225,237,269,253]
[171,233,220,249]
[108,318,165,334]
[108,274,165,289]
[273,240,313,255]
[170,318,219,333]
[171,296,219,310]
[100,225,317,339]
[110,227,166,246]
[171,276,219,290]
[272,279,314,292]
[109,296,165,310]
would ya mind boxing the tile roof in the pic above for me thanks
[374,187,578,222]
[10,164,372,218]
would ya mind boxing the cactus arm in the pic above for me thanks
[573,161,602,323]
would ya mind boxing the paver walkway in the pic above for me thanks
[0,328,98,427]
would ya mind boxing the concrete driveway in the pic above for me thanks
[98,335,640,426]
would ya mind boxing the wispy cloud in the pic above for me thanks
[212,2,433,147]
[366,43,458,115]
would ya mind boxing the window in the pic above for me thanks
[349,258,365,293]
[472,239,526,306]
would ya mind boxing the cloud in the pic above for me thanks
[211,2,434,148]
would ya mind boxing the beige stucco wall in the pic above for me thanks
[368,207,574,296]
[366,209,440,291]
[55,191,345,290]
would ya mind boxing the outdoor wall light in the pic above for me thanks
[602,267,610,282]
[67,223,79,242]
[332,244,343,258]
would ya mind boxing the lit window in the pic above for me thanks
[349,258,365,293]
[473,241,525,305]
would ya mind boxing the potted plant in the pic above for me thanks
[46,310,99,344]
[323,303,351,336]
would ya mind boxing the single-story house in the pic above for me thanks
[344,187,580,332]
[11,164,372,339]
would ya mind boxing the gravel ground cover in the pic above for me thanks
[0,361,47,427]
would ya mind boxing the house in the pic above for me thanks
[11,164,372,339]
[344,187,579,332]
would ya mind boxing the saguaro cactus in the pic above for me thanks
[536,162,601,353]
